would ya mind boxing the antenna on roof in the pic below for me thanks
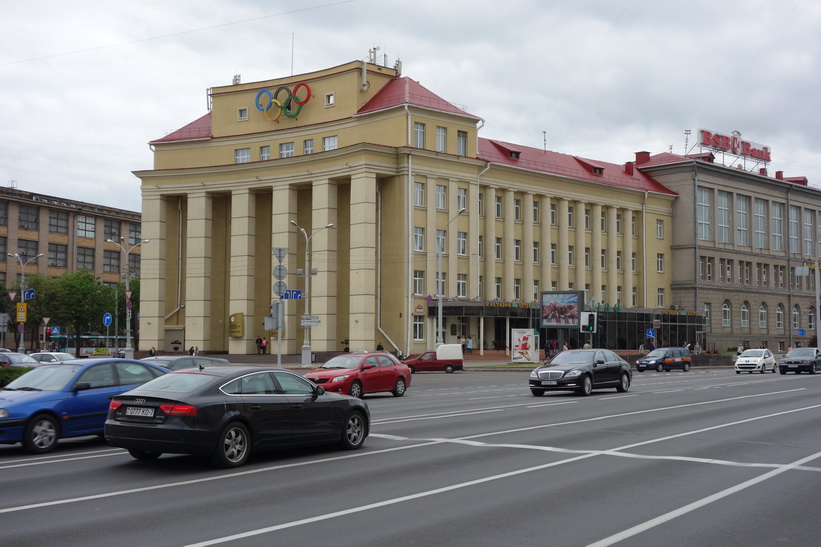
[291,33,295,76]
[543,131,547,153]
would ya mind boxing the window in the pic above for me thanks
[413,270,424,295]
[550,203,557,225]
[103,250,120,273]
[77,247,94,270]
[322,136,338,151]
[600,211,606,232]
[436,126,447,153]
[495,237,502,260]
[414,122,425,148]
[704,303,711,326]
[436,230,446,253]
[657,289,665,308]
[457,188,467,211]
[533,201,540,224]
[514,199,521,221]
[533,242,539,263]
[551,244,557,265]
[616,214,622,234]
[656,253,664,273]
[514,279,521,301]
[632,215,637,237]
[722,302,731,327]
[514,240,521,261]
[413,228,424,251]
[49,211,68,234]
[17,239,38,259]
[414,182,425,207]
[804,208,814,256]
[495,196,503,218]
[793,305,800,330]
[600,249,606,269]
[279,142,295,158]
[741,303,749,328]
[104,219,120,241]
[457,273,467,297]
[759,304,767,329]
[568,206,574,228]
[494,277,502,299]
[736,195,749,246]
[325,93,335,107]
[697,187,711,241]
[77,215,95,238]
[237,108,248,120]
[584,209,591,230]
[754,198,766,249]
[457,232,467,256]
[48,243,67,268]
[18,205,39,231]
[616,251,623,271]
[0,236,5,258]
[717,191,730,243]
[128,253,141,276]
[436,185,447,209]
[0,201,7,225]
[568,246,574,266]
[772,202,783,251]
[260,145,270,161]
[776,305,784,328]
[584,247,590,268]
[533,281,540,302]
[632,252,637,273]
[478,235,483,258]
[304,139,314,155]
[656,219,664,239]
[810,308,816,331]
[789,205,799,253]
[413,316,424,340]
[457,131,467,156]
[235,148,250,163]
[478,193,484,216]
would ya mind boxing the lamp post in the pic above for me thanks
[290,221,334,367]
[107,237,148,359]
[437,208,465,346]
[8,252,43,353]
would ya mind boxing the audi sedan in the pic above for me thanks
[105,366,370,468]
[305,352,411,398]
[734,348,777,374]
[778,347,821,374]
[529,349,631,396]
[0,359,167,453]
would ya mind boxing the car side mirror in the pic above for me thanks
[73,382,91,392]
[362,363,374,370]
[596,359,605,365]
[314,385,325,396]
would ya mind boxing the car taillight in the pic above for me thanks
[109,400,123,411]
[159,404,197,416]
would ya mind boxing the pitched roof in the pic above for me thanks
[150,113,212,144]
[478,138,677,195]
[357,77,480,119]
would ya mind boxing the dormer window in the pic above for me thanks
[509,151,520,159]
[592,167,603,175]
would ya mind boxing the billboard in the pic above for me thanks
[540,291,582,327]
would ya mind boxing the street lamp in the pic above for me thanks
[437,208,465,346]
[290,220,334,368]
[107,237,149,359]
[8,252,43,352]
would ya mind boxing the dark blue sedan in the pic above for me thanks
[0,359,167,453]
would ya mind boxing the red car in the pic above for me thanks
[305,352,411,398]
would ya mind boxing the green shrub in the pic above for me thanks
[0,366,31,387]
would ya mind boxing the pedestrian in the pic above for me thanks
[255,335,262,355]
[461,336,467,354]
[562,342,568,352]
[188,346,195,355]
[638,343,645,355]
[194,346,199,356]
[148,346,156,357]
[376,342,384,351]
[466,336,473,354]
[694,341,701,355]
[261,337,268,355]
[737,343,743,356]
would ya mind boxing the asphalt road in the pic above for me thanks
[2,368,821,546]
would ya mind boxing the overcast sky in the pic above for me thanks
[2,0,818,212]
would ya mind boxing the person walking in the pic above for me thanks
[261,337,268,355]
[255,335,263,355]
[466,336,473,354]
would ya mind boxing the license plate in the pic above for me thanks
[542,380,557,386]
[788,364,798,368]
[125,407,154,417]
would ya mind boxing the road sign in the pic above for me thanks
[103,313,113,327]
[282,289,303,300]
[272,247,288,262]
[300,318,320,327]
[798,328,806,336]
[16,303,27,322]
[42,317,51,325]
[646,328,655,339]
[273,265,287,280]
[125,290,133,300]
[273,281,287,297]
[51,326,60,335]
[7,291,17,302]
[23,289,35,300]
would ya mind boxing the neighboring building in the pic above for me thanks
[0,185,143,288]
[135,57,682,357]
[637,132,820,353]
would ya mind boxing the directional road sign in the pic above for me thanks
[282,289,303,300]
[23,289,35,300]
[103,313,113,327]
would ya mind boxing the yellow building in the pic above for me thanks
[136,59,677,357]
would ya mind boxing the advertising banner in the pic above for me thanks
[540,291,581,327]
[512,328,539,363]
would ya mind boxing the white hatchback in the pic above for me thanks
[735,348,777,374]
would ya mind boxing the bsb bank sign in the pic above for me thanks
[699,129,772,162]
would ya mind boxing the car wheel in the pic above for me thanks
[616,373,630,392]
[637,369,644,373]
[577,375,593,396]
[128,449,162,461]
[392,377,407,397]
[530,388,545,396]
[349,381,363,398]
[760,366,765,374]
[444,364,455,374]
[340,411,367,450]
[407,365,415,374]
[683,363,691,372]
[23,414,59,454]
[209,422,250,468]
[656,364,664,372]
[772,363,778,373]
[780,368,786,375]
[811,365,817,375]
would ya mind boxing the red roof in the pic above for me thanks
[357,77,479,119]
[478,139,676,195]
[150,113,212,144]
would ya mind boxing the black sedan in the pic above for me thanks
[529,349,632,396]
[778,347,821,374]
[104,366,369,467]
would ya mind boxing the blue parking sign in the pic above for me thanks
[646,328,655,338]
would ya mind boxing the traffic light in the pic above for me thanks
[581,312,597,333]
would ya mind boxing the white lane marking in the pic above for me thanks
[186,402,821,547]
[0,450,124,470]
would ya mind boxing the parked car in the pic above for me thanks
[305,352,411,397]
[140,355,230,371]
[29,352,76,363]
[105,366,369,468]
[778,347,821,374]
[0,359,167,453]
[0,352,41,368]
[403,343,463,373]
[529,349,632,396]
[735,348,777,374]
[635,347,692,372]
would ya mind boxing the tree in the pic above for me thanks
[51,271,115,353]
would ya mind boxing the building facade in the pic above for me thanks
[136,58,680,357]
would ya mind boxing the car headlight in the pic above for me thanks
[0,409,9,419]
[530,370,539,378]
[331,375,350,383]
[564,370,582,378]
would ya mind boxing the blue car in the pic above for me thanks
[0,359,167,453]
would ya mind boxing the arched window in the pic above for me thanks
[741,303,749,328]
[776,305,784,329]
[793,305,801,330]
[759,304,767,329]
[722,301,731,327]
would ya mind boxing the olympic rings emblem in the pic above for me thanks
[255,82,312,122]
